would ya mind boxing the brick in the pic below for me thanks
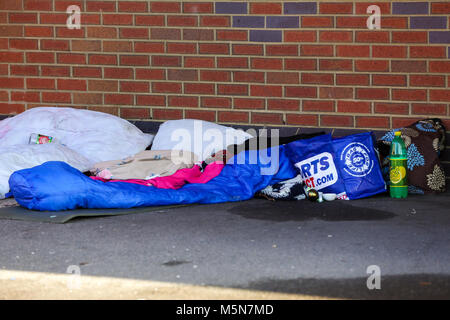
[168,69,198,81]
[301,17,333,28]
[267,16,299,28]
[104,94,133,105]
[0,39,7,50]
[54,0,83,11]
[232,44,263,56]
[119,1,148,12]
[392,31,428,43]
[217,30,248,41]
[284,2,317,14]
[392,117,423,128]
[392,2,429,14]
[0,65,7,76]
[267,99,300,111]
[303,100,334,112]
[410,75,445,87]
[320,87,353,100]
[152,82,182,94]
[9,13,37,23]
[184,57,215,68]
[136,95,165,106]
[302,73,334,85]
[250,2,281,14]
[88,80,118,92]
[355,60,389,72]
[39,13,66,24]
[336,17,367,29]
[120,81,149,93]
[41,66,70,77]
[0,26,22,37]
[152,56,181,67]
[217,84,247,96]
[25,26,53,37]
[152,108,182,120]
[151,1,181,13]
[168,15,198,27]
[285,86,317,98]
[183,29,214,41]
[27,78,55,90]
[200,16,230,27]
[121,108,150,119]
[355,2,391,14]
[73,67,102,78]
[381,17,408,29]
[42,92,71,103]
[201,97,231,109]
[0,52,23,63]
[215,2,247,14]
[429,31,450,44]
[103,14,133,25]
[267,72,299,84]
[27,52,54,64]
[336,74,369,86]
[431,3,450,14]
[41,40,69,51]
[81,14,101,25]
[251,85,282,97]
[319,59,352,71]
[392,89,427,101]
[88,54,116,65]
[374,103,409,115]
[168,96,198,108]
[233,16,264,28]
[301,45,333,57]
[321,115,353,127]
[356,31,390,43]
[285,59,317,71]
[56,28,84,38]
[73,93,102,105]
[120,55,149,66]
[372,75,406,86]
[337,101,371,113]
[10,65,38,76]
[88,107,118,116]
[200,70,231,82]
[429,61,450,73]
[410,46,446,58]
[373,46,407,58]
[218,111,249,123]
[217,57,248,69]
[356,117,389,128]
[86,1,116,12]
[135,69,165,80]
[0,0,22,10]
[11,91,40,103]
[249,30,282,43]
[167,42,197,54]
[72,40,102,52]
[185,110,216,122]
[120,28,149,39]
[356,88,389,100]
[412,103,447,115]
[320,2,353,14]
[135,15,165,26]
[286,114,318,126]
[429,89,450,102]
[24,0,52,10]
[0,103,25,114]
[184,2,212,13]
[411,16,447,29]
[251,112,283,125]
[251,58,282,70]
[391,60,427,73]
[284,31,316,42]
[319,31,353,42]
[199,43,230,54]
[87,27,117,39]
[233,71,264,83]
[0,78,23,89]
[336,45,370,57]
[135,42,165,53]
[58,79,86,91]
[234,98,265,110]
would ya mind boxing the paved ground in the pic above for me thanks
[0,192,449,300]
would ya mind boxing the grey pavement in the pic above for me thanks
[0,191,450,299]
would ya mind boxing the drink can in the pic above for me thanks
[29,133,54,144]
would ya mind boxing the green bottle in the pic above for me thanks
[389,131,408,198]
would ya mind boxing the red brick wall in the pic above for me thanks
[0,0,449,132]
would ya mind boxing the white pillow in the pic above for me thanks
[151,119,253,161]
[0,143,93,199]
[0,107,154,163]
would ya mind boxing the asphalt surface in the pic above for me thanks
[0,191,450,300]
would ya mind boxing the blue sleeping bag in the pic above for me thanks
[8,144,297,211]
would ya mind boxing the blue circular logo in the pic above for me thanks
[340,143,374,177]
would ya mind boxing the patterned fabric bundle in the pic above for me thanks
[256,174,306,201]
[377,119,446,194]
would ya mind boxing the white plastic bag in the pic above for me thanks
[0,143,93,199]
[0,107,154,163]
[151,119,253,161]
